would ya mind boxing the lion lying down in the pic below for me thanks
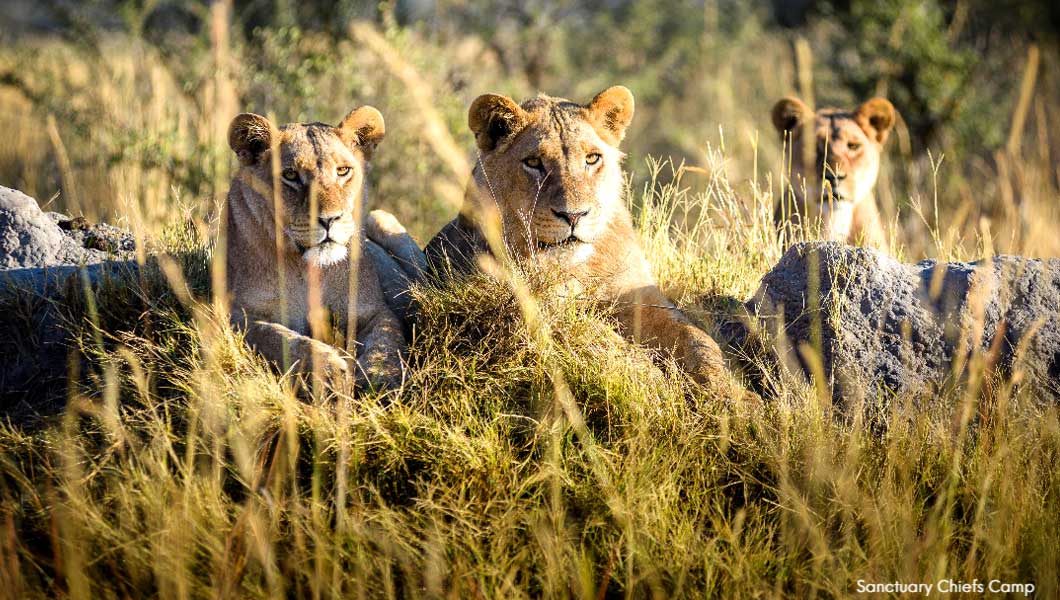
[223,91,748,398]
[408,85,746,397]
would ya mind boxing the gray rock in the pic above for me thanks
[1,186,137,292]
[747,242,1060,405]
[1,187,137,407]
[0,185,135,271]
[8,183,1059,413]
[0,186,64,269]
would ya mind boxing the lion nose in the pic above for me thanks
[824,171,846,183]
[552,208,589,228]
[318,215,340,231]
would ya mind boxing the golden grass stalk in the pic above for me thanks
[45,114,80,216]
[1006,44,1040,156]
[350,22,471,189]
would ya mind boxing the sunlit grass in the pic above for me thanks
[1,15,1059,599]
[1,162,1057,597]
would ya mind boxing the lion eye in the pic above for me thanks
[522,156,543,170]
[585,153,602,166]
[281,168,300,182]
[847,142,861,151]
[336,166,351,177]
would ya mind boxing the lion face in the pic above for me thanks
[227,107,385,267]
[771,97,895,206]
[464,86,635,261]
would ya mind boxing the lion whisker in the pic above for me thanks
[525,169,551,258]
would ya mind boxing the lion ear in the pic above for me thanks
[339,106,386,158]
[854,97,896,145]
[228,113,274,166]
[586,85,634,146]
[468,93,528,152]
[771,96,811,136]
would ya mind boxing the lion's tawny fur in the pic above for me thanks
[225,108,405,390]
[425,86,735,391]
[771,96,896,250]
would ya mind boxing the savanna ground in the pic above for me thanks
[1,1,1059,597]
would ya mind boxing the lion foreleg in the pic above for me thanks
[237,317,353,390]
[611,286,729,390]
[349,305,406,390]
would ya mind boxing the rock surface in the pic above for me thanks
[746,242,1060,405]
[0,186,135,270]
[1,186,137,407]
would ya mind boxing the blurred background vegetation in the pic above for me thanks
[1,5,1059,596]
[0,0,1057,255]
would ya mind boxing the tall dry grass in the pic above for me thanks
[1,161,1057,597]
[0,12,1058,600]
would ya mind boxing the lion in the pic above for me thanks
[423,86,739,393]
[771,96,896,250]
[225,107,405,390]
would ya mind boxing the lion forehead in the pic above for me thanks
[278,124,359,171]
[508,104,614,161]
[813,110,870,143]
[471,94,626,233]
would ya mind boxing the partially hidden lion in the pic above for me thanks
[225,107,406,390]
[423,86,739,393]
[771,96,896,250]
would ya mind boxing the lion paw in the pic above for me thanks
[294,339,355,392]
[348,350,405,392]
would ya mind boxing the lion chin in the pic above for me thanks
[301,241,348,268]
